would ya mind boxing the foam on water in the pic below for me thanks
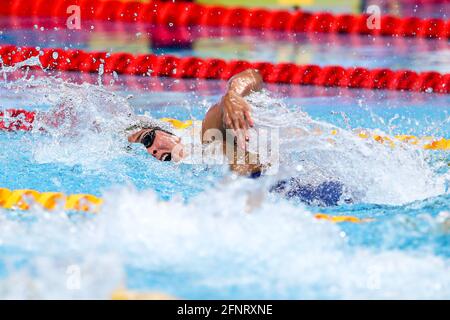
[1,58,168,168]
[99,183,450,299]
[0,184,449,299]
[246,91,448,205]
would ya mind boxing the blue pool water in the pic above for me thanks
[0,20,450,299]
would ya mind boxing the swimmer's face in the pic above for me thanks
[128,128,184,162]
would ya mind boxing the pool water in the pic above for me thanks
[0,20,450,299]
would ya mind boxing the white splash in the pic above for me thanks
[246,91,448,205]
[0,185,448,299]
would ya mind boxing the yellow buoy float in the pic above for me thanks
[0,188,102,213]
[0,187,366,223]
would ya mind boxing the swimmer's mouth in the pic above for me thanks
[161,153,172,162]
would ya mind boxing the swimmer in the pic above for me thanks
[127,68,263,174]
[126,69,347,206]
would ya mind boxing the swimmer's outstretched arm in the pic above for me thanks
[201,69,263,142]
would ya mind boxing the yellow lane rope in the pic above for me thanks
[111,288,176,300]
[313,213,371,223]
[0,188,103,213]
[0,187,368,223]
[349,129,450,151]
[160,118,450,151]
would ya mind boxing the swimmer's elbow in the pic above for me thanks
[248,69,263,91]
[228,69,263,95]
[249,68,263,83]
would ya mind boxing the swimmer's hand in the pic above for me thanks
[222,90,254,148]
[201,69,262,149]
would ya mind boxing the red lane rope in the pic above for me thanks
[1,0,449,39]
[5,69,439,103]
[1,45,449,94]
[3,18,448,55]
[0,109,35,131]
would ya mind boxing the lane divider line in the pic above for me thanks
[0,187,367,223]
[1,0,448,40]
[2,110,449,151]
[0,45,449,93]
[0,188,103,213]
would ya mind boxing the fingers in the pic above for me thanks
[230,112,248,130]
[224,112,232,129]
[232,116,241,133]
[244,109,254,127]
[235,127,247,150]
[237,117,250,149]
[238,97,253,128]
[222,94,253,149]
[224,111,247,149]
[238,116,248,131]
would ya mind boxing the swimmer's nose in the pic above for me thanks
[147,147,160,159]
[152,149,169,162]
